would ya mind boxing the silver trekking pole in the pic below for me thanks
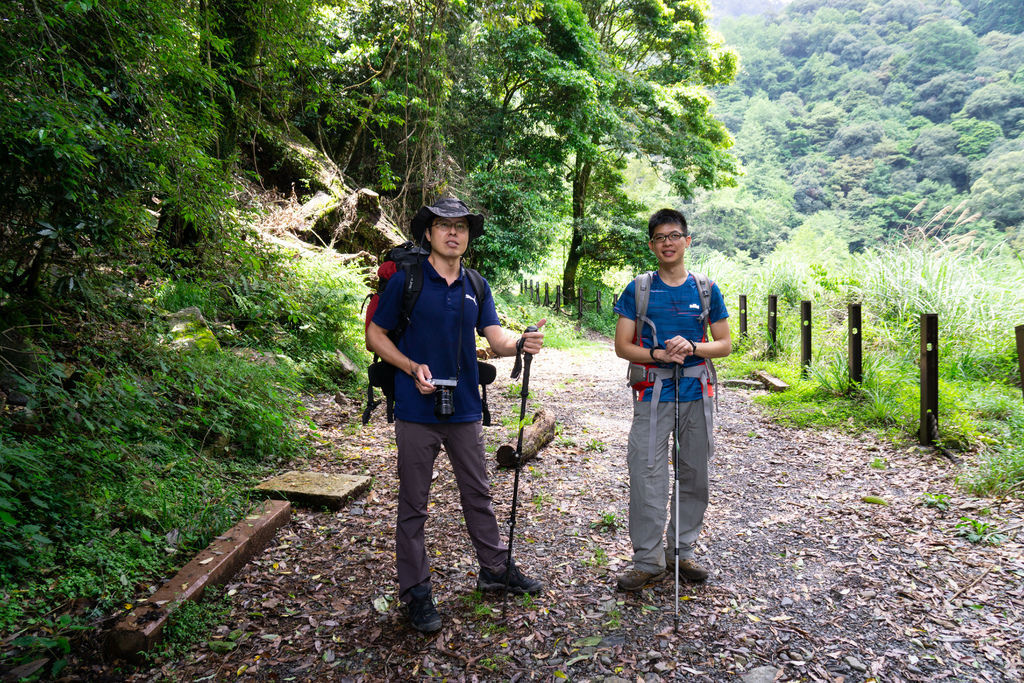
[502,325,537,617]
[673,362,681,633]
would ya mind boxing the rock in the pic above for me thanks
[741,666,781,683]
[780,597,794,606]
[208,640,237,654]
[166,307,220,353]
[334,350,359,378]
[845,655,868,672]
[5,390,29,407]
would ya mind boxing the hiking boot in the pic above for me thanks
[407,584,441,633]
[477,560,544,595]
[616,568,665,592]
[665,556,709,582]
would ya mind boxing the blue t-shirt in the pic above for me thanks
[371,260,500,423]
[614,272,728,402]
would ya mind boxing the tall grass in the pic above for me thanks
[703,234,1024,495]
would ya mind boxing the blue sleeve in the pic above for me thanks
[370,269,407,332]
[710,282,729,323]
[477,279,500,334]
[613,280,637,320]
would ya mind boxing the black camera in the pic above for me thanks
[430,378,458,420]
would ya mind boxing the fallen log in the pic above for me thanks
[495,408,555,469]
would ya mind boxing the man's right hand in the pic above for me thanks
[663,335,696,363]
[413,362,435,394]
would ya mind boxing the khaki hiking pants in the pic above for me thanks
[627,398,710,575]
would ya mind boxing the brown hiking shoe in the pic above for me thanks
[616,568,665,592]
[666,557,709,582]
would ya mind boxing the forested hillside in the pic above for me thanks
[690,0,1024,257]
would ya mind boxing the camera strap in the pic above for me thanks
[452,270,467,382]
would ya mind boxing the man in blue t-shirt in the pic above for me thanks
[612,208,732,592]
[366,197,546,633]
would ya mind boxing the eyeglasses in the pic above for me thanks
[650,231,687,244]
[432,220,469,234]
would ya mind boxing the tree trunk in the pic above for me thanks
[562,156,592,300]
[495,408,556,469]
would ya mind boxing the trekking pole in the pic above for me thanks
[673,362,681,633]
[503,324,537,617]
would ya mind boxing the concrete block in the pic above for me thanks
[254,470,371,510]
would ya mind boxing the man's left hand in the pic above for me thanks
[521,319,546,355]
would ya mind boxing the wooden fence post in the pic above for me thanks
[544,283,549,307]
[800,300,811,377]
[596,290,601,312]
[555,286,561,310]
[578,288,584,320]
[739,295,747,337]
[920,313,938,445]
[849,303,862,386]
[767,295,778,359]
[1017,324,1024,404]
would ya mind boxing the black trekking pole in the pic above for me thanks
[502,325,537,617]
[673,362,681,633]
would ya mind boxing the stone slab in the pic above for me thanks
[254,470,372,510]
[754,370,790,392]
[105,499,291,661]
[721,378,764,390]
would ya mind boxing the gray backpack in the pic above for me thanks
[627,270,718,396]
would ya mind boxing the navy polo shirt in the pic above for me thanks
[614,272,728,402]
[371,259,500,423]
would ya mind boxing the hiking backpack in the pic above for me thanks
[361,242,497,425]
[627,270,718,398]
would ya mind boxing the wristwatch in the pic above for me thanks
[649,347,658,362]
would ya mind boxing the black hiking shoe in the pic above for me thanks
[407,584,441,633]
[477,561,544,595]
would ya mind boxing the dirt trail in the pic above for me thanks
[117,336,1022,682]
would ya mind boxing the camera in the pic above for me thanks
[429,378,458,420]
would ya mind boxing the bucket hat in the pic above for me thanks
[410,197,485,241]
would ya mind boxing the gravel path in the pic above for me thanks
[112,335,1023,682]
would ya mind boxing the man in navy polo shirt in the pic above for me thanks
[366,197,546,633]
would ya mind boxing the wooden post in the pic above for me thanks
[520,280,524,295]
[920,313,938,445]
[800,300,811,377]
[848,303,862,386]
[612,293,618,309]
[578,288,584,320]
[544,283,549,307]
[767,295,778,359]
[596,290,601,312]
[555,286,561,310]
[1016,324,1024,403]
[739,295,747,337]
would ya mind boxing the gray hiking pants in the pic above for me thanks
[627,398,710,574]
[394,419,507,603]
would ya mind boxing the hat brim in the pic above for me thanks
[410,206,484,241]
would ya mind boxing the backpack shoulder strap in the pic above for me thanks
[634,271,658,348]
[689,270,712,333]
[464,267,487,332]
[389,261,424,343]
[688,270,718,395]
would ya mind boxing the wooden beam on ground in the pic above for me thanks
[496,408,556,469]
[106,499,291,661]
[754,370,789,392]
